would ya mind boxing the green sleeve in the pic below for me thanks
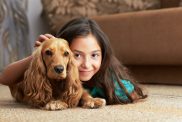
[114,79,134,100]
[84,79,134,101]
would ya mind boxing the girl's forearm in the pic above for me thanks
[0,55,32,86]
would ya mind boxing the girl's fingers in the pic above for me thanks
[37,34,55,42]
[34,41,41,47]
[34,34,56,47]
[44,34,55,39]
[38,34,50,42]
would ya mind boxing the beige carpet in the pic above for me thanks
[0,84,182,122]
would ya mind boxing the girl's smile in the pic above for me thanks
[79,70,94,77]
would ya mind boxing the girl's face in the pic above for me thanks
[70,34,102,82]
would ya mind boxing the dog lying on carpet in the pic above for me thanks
[9,38,106,110]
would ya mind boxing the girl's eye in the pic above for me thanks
[74,53,81,58]
[45,50,53,56]
[91,53,99,58]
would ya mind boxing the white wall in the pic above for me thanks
[27,0,48,48]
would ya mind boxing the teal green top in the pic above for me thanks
[83,79,134,101]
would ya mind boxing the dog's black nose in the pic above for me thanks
[54,65,64,74]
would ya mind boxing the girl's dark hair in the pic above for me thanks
[56,17,147,104]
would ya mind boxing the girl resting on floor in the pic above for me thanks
[0,17,147,104]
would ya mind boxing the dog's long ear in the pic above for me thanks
[23,47,52,106]
[66,53,80,86]
[65,53,82,107]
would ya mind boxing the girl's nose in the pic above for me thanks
[81,57,91,68]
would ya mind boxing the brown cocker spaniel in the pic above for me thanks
[9,38,106,110]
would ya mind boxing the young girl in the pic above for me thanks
[0,17,147,105]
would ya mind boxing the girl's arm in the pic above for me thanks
[0,56,32,86]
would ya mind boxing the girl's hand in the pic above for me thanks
[34,34,55,47]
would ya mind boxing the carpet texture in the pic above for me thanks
[0,84,182,122]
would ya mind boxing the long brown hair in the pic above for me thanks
[56,17,147,104]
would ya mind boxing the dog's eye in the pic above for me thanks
[64,51,69,56]
[45,50,52,56]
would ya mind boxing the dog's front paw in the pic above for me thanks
[43,100,68,111]
[82,98,106,109]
